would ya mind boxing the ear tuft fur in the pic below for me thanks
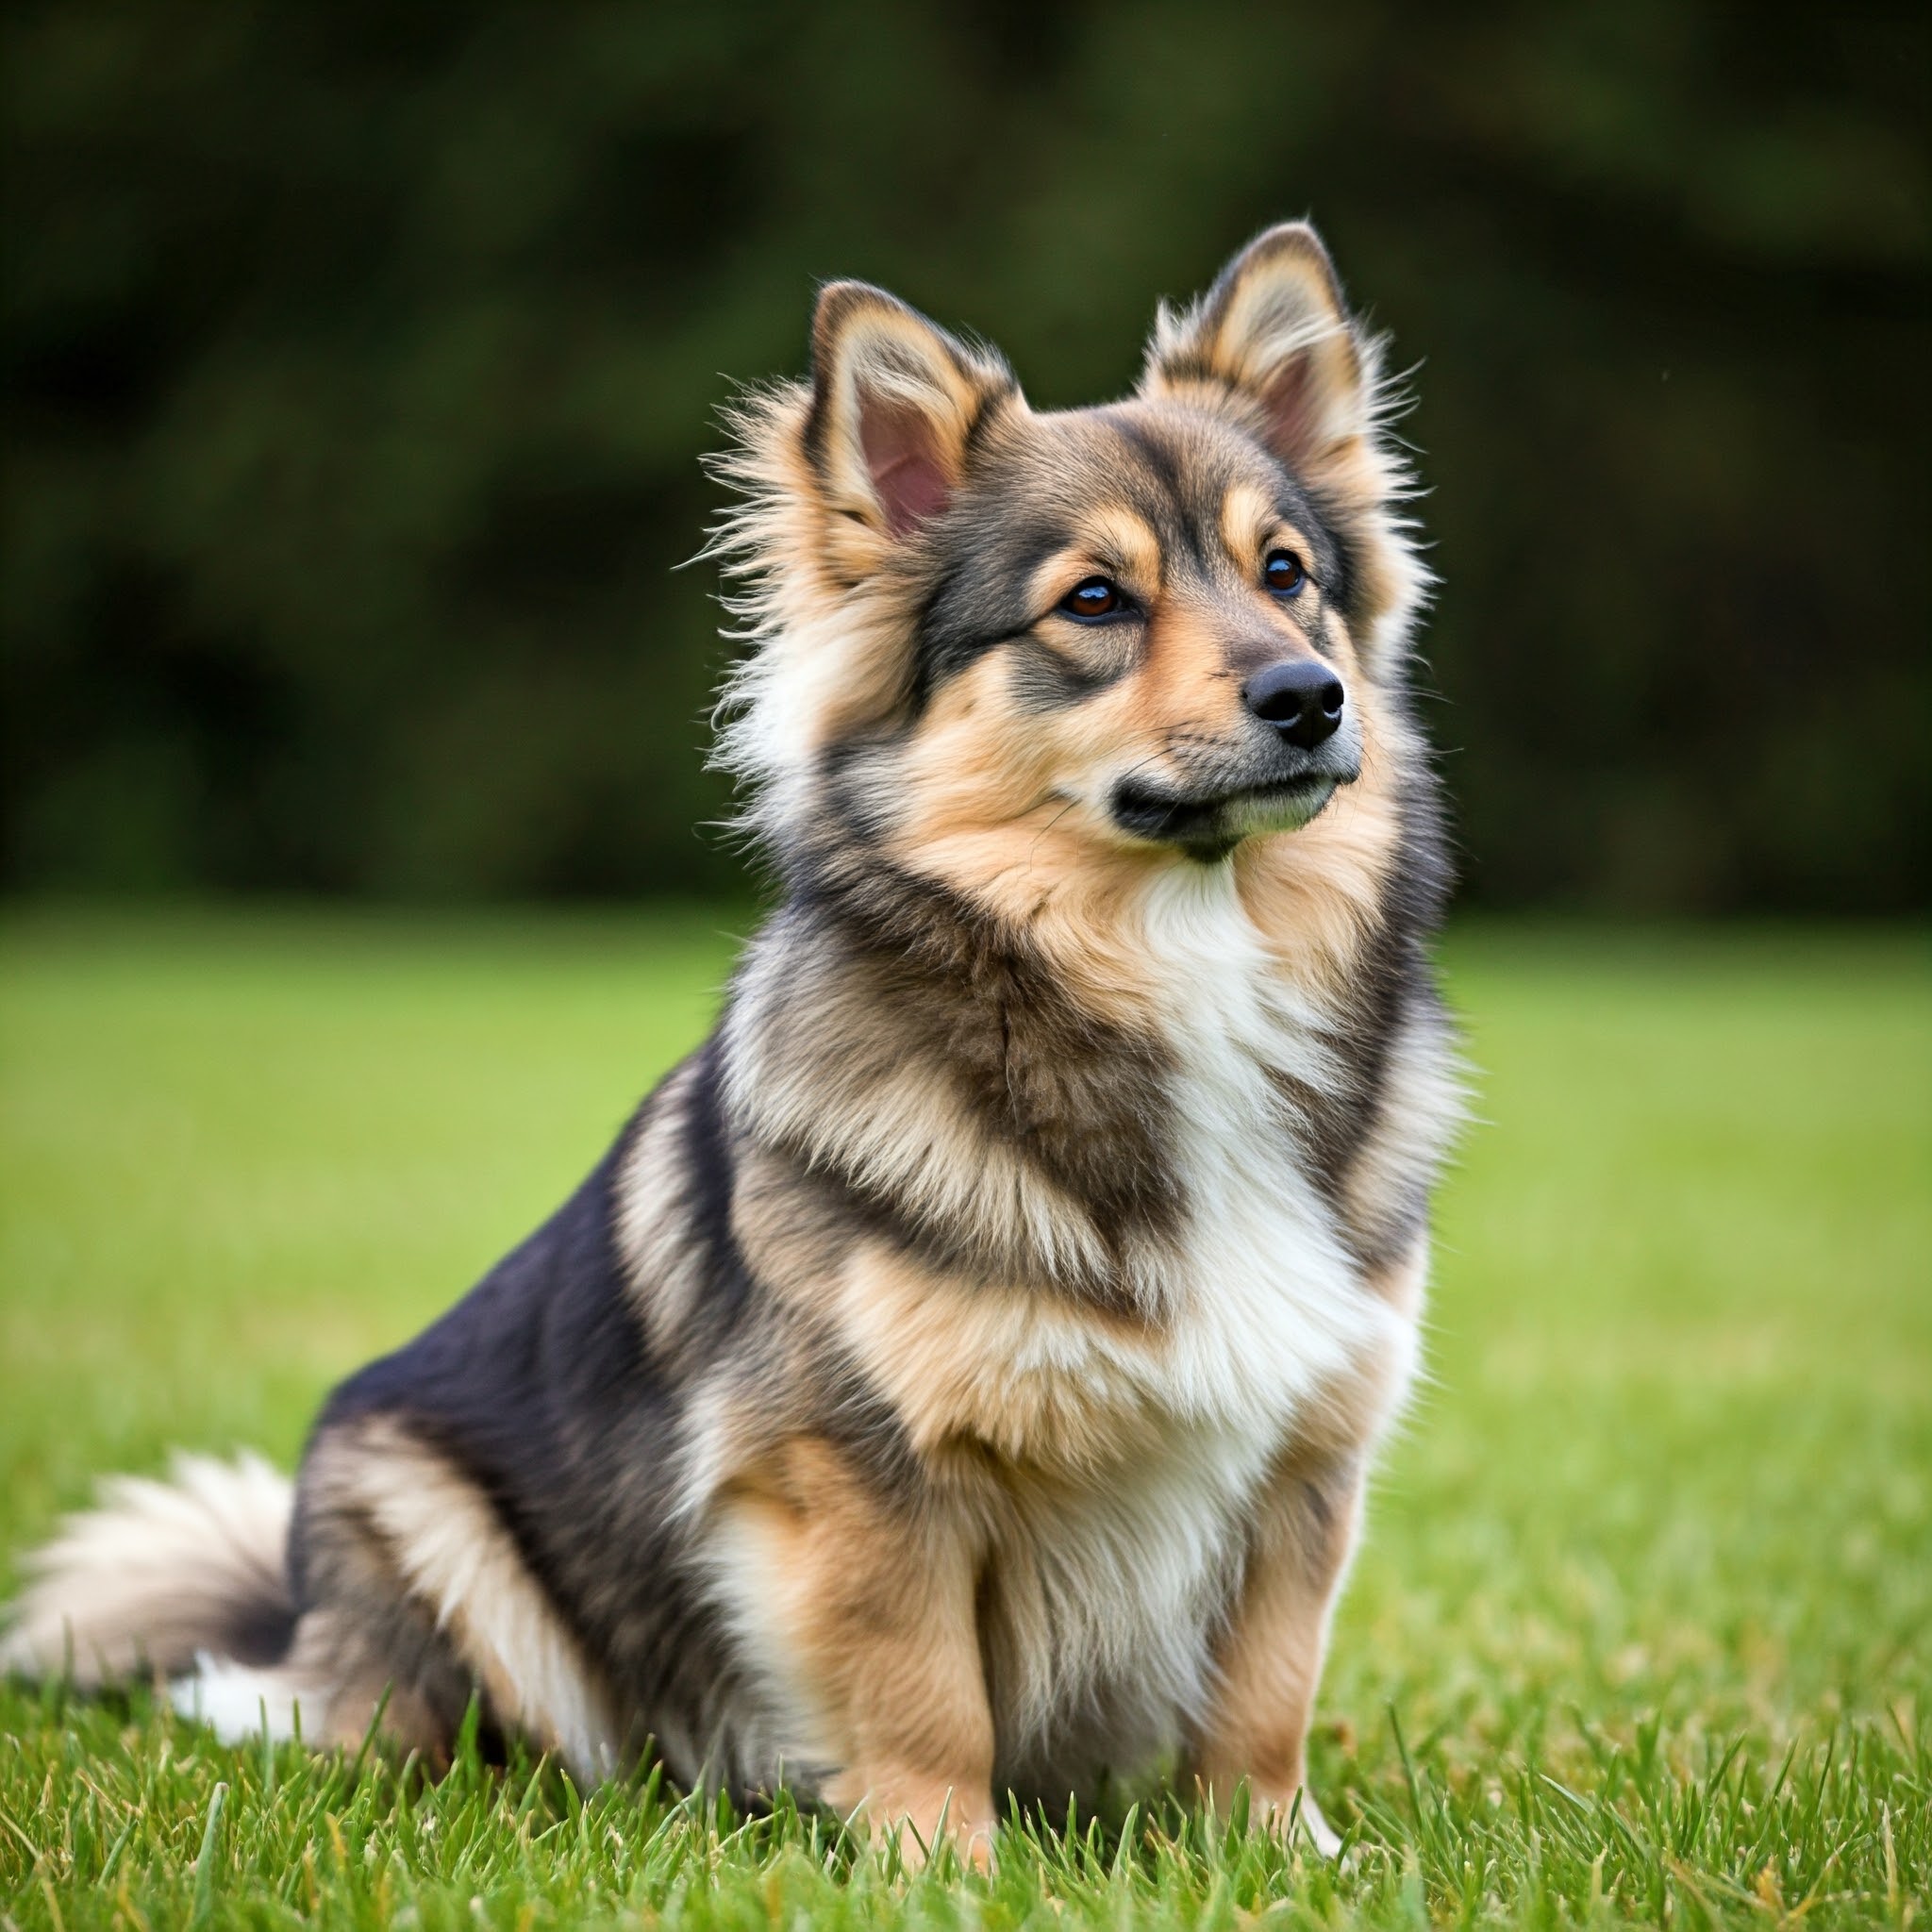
[805,282,1013,541]
[1141,222,1368,475]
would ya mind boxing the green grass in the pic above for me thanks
[2,909,1927,1929]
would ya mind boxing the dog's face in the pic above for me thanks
[719,225,1421,906]
[900,395,1365,864]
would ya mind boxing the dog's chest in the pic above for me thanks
[839,903,1402,1465]
[1135,878,1401,1395]
[974,1413,1266,1784]
[847,1016,1403,1778]
[840,1178,1385,1486]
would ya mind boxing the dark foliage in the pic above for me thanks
[3,2,1925,908]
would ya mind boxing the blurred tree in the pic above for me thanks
[2,0,1925,908]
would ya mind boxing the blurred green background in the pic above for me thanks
[5,2,1925,912]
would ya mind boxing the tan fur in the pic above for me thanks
[708,1436,997,1863]
[831,1240,1168,1472]
[1184,1456,1360,1857]
[1031,507,1165,600]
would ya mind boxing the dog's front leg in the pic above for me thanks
[1185,1453,1364,1857]
[717,1438,997,1866]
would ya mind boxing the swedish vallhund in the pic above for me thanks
[4,223,1458,1862]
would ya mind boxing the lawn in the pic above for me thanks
[1,909,1926,1929]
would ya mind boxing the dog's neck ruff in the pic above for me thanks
[723,835,1391,1330]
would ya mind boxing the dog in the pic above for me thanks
[4,223,1458,1862]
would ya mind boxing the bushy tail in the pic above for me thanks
[2,1451,296,1690]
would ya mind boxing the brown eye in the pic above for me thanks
[1263,549,1307,598]
[1058,576,1124,621]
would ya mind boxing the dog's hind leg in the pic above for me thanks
[293,1415,622,1779]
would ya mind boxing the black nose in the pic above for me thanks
[1242,658,1346,749]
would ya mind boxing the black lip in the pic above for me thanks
[1110,768,1355,854]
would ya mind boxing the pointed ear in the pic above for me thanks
[804,282,1014,542]
[1141,223,1369,474]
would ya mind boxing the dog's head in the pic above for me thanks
[714,224,1424,913]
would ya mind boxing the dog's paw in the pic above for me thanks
[1247,1783,1342,1859]
[1292,1790,1343,1860]
[847,1782,997,1874]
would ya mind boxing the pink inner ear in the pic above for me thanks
[858,391,952,537]
[1257,357,1325,470]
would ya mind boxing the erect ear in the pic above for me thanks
[1141,223,1368,475]
[804,281,1014,542]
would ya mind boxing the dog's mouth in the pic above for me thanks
[1109,767,1356,860]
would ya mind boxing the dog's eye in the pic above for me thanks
[1058,576,1125,621]
[1263,549,1307,597]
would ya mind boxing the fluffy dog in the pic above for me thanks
[5,223,1458,1861]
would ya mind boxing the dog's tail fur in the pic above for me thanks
[2,1452,297,1707]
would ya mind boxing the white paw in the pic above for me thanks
[1292,1790,1342,1859]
